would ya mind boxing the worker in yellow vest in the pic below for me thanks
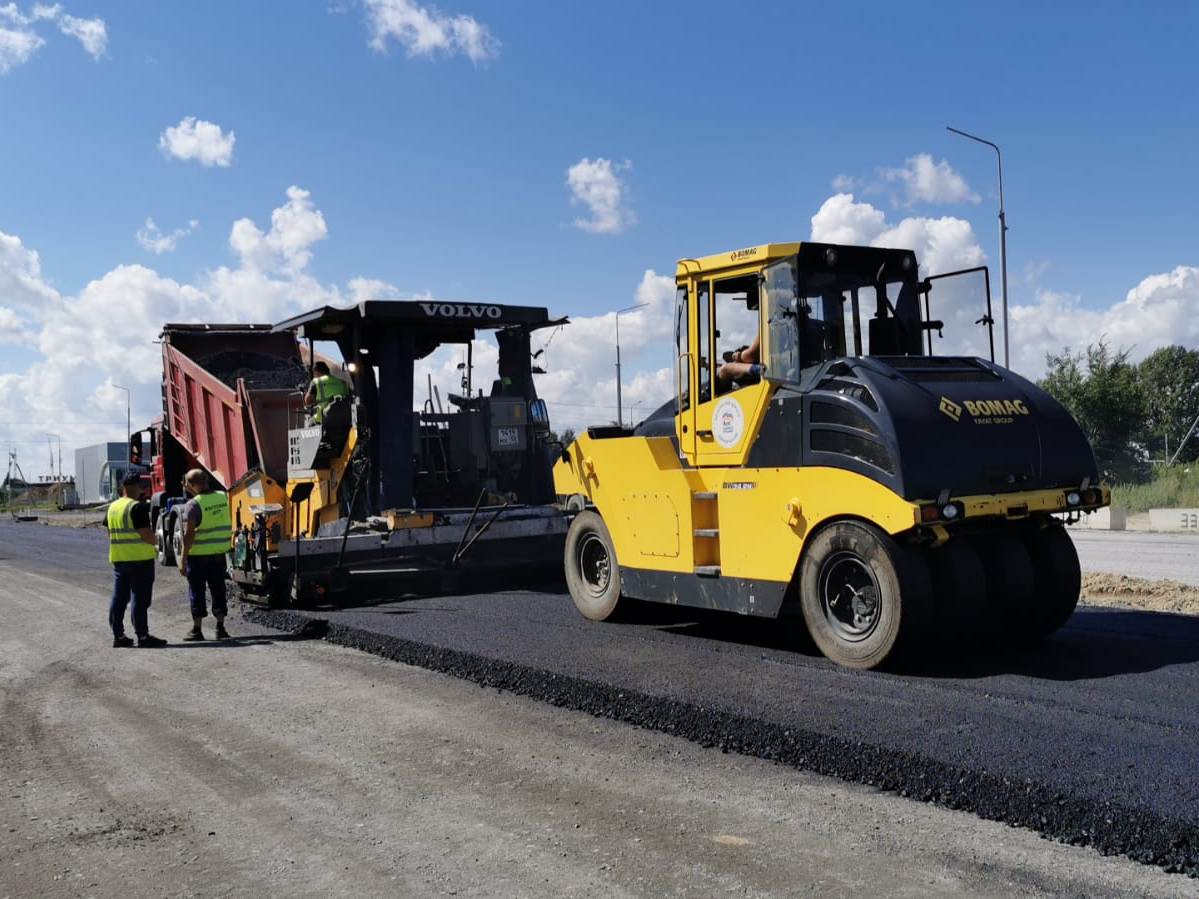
[304,360,350,424]
[106,472,166,648]
[178,469,233,641]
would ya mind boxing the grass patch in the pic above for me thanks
[1111,464,1199,512]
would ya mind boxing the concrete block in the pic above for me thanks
[1074,506,1127,530]
[1148,508,1199,532]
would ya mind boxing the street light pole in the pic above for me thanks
[113,384,131,465]
[947,126,1010,369]
[614,303,649,428]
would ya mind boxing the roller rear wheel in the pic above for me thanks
[1024,525,1081,638]
[799,521,930,670]
[973,535,1036,645]
[927,539,988,643]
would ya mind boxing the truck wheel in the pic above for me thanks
[799,521,930,670]
[973,535,1036,645]
[564,510,622,621]
[157,516,176,567]
[927,539,987,643]
[1023,525,1081,638]
[171,516,185,567]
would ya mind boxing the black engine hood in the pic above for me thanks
[747,356,1100,501]
[856,357,1098,499]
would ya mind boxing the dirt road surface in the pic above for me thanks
[1,526,1194,897]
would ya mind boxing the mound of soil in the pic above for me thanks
[1080,572,1199,616]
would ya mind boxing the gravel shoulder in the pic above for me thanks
[2,562,1194,897]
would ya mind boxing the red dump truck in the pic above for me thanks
[131,323,307,565]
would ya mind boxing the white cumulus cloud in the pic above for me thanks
[0,188,351,471]
[1010,266,1199,378]
[57,12,105,58]
[0,22,42,72]
[881,153,980,206]
[810,189,1199,379]
[228,185,327,275]
[566,157,636,236]
[0,3,104,72]
[158,117,236,167]
[362,0,499,63]
[135,217,199,254]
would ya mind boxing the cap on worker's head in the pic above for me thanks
[122,471,145,487]
[313,361,330,375]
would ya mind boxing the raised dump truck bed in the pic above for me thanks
[160,324,305,487]
[140,324,308,566]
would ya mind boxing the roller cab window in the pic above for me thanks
[763,249,924,384]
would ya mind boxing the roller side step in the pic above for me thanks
[694,528,719,538]
[694,565,721,577]
[693,492,718,500]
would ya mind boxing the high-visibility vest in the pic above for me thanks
[189,491,232,557]
[107,497,155,564]
[312,375,349,422]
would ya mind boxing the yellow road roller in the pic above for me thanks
[554,241,1108,669]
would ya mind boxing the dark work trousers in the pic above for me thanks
[110,560,155,640]
[186,554,228,620]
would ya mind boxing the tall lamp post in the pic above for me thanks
[614,303,648,428]
[947,126,1009,369]
[113,384,131,465]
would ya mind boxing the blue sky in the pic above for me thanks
[2,1,1198,474]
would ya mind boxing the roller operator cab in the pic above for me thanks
[554,242,1109,669]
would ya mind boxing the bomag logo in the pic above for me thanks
[941,396,1031,424]
[419,302,502,320]
[729,247,758,262]
[964,399,1030,417]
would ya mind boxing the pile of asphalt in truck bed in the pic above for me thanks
[198,351,309,392]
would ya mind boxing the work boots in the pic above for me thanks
[183,618,206,642]
[214,619,230,640]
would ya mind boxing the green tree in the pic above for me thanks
[1136,346,1199,463]
[1039,341,1148,482]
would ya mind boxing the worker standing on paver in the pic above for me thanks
[106,472,167,648]
[178,469,233,641]
[304,360,349,424]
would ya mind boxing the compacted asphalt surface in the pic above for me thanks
[5,520,1199,878]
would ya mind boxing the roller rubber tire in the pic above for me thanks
[564,510,623,622]
[927,539,988,643]
[973,534,1037,645]
[799,521,931,670]
[1024,524,1081,638]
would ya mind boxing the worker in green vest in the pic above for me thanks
[304,360,350,424]
[178,468,233,641]
[106,472,167,648]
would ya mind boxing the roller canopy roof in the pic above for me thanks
[274,300,565,350]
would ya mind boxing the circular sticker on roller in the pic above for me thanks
[713,397,744,448]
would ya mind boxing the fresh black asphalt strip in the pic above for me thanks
[246,596,1199,879]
